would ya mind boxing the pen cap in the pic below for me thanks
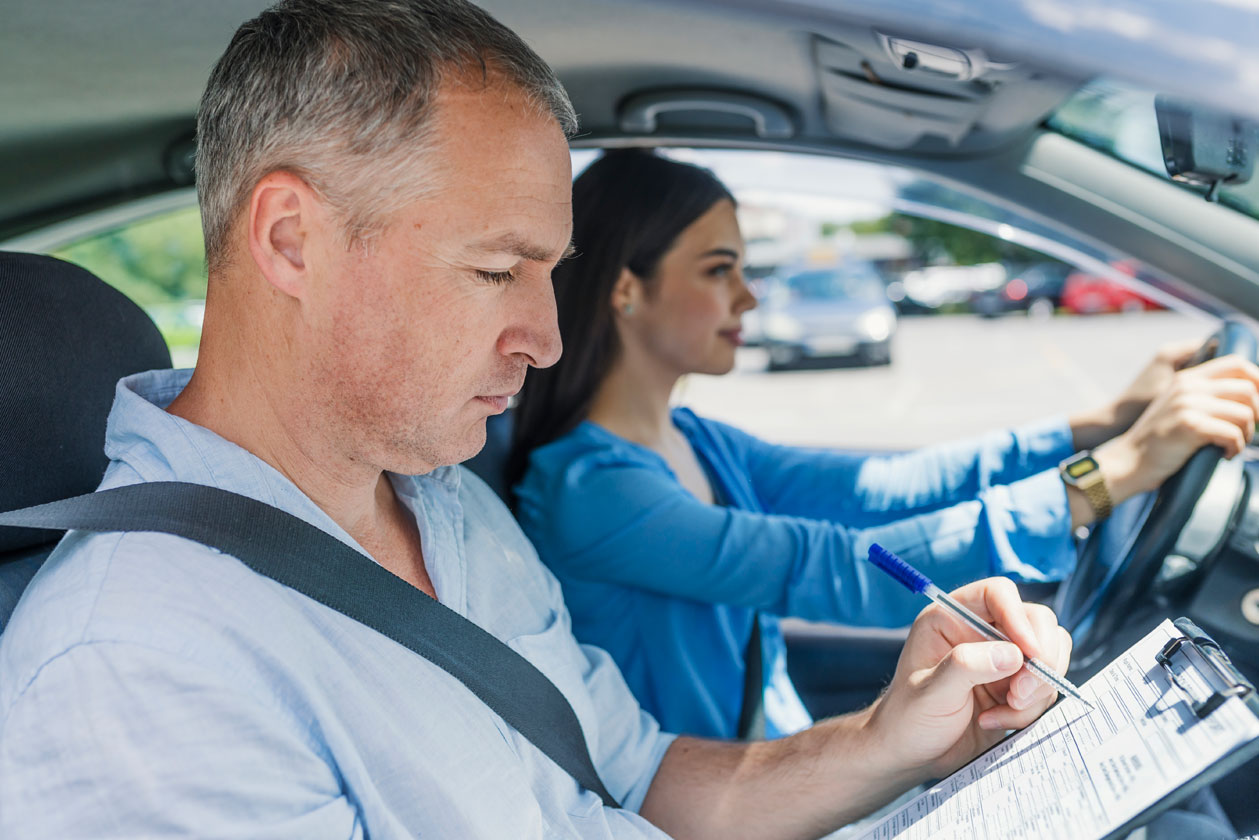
[867,544,932,594]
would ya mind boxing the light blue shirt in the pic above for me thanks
[514,407,1077,740]
[0,369,675,839]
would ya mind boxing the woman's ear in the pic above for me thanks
[611,267,642,317]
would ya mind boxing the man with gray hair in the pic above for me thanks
[0,1,1074,837]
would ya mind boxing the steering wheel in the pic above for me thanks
[1054,320,1258,668]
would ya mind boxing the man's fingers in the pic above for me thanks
[1025,603,1059,649]
[978,695,1057,731]
[934,578,1044,659]
[1007,604,1061,706]
[981,629,1072,726]
[922,579,1074,722]
[979,578,1042,659]
[925,641,1024,701]
[1055,626,1073,675]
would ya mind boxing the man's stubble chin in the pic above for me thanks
[384,416,488,476]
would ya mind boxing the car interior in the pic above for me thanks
[3,0,1258,833]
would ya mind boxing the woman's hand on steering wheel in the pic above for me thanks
[1104,339,1203,436]
[1091,354,1259,512]
[1072,338,1222,450]
[1058,324,1259,664]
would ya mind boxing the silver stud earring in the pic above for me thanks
[623,304,635,316]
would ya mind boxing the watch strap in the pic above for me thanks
[1060,451,1113,520]
[1078,470,1113,520]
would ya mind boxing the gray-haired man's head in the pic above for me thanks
[195,0,576,271]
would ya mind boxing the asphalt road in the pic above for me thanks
[678,311,1215,450]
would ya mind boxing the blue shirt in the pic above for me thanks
[0,369,675,839]
[514,407,1077,739]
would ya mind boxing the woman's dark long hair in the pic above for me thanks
[506,149,735,497]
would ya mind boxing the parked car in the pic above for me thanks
[3,0,1259,834]
[971,260,1074,318]
[760,263,897,368]
[882,276,940,316]
[896,262,1006,311]
[1062,261,1162,314]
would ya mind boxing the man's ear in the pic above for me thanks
[246,171,320,299]
[611,267,643,317]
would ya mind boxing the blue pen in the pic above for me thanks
[867,543,1094,711]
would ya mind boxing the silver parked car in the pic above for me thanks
[761,263,897,369]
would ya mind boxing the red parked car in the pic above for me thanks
[1061,261,1162,314]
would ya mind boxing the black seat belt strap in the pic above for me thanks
[0,481,620,808]
[737,614,766,740]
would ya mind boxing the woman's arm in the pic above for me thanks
[714,339,1222,525]
[707,412,1073,525]
[521,458,1074,627]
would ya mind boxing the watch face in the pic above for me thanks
[1066,456,1099,479]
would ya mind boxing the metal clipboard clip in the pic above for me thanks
[1155,618,1255,720]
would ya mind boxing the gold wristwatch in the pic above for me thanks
[1059,451,1113,520]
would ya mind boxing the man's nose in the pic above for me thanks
[500,275,562,369]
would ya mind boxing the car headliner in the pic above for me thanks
[4,0,1259,312]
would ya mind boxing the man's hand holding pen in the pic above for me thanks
[856,577,1074,786]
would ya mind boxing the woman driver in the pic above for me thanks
[508,149,1259,740]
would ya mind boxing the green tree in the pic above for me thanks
[52,205,208,361]
[848,212,1044,266]
[53,206,207,307]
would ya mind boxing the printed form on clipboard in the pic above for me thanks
[855,618,1259,840]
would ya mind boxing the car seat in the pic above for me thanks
[0,251,171,631]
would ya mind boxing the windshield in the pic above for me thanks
[1048,78,1259,220]
[783,267,885,302]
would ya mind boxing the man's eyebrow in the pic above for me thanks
[471,233,573,263]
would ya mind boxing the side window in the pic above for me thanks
[657,150,1210,452]
[51,204,207,367]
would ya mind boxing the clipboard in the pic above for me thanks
[854,617,1259,840]
[1102,617,1259,840]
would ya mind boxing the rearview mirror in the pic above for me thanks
[1155,95,1258,200]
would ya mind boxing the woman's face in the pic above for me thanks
[626,199,757,377]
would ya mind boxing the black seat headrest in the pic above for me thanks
[0,251,172,553]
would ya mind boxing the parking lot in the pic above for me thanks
[679,310,1214,450]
